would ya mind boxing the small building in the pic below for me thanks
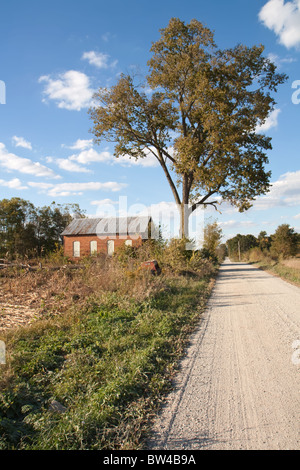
[61,216,153,259]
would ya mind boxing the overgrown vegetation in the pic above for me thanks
[227,223,300,285]
[0,238,221,450]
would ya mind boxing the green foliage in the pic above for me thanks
[45,243,69,265]
[0,197,36,257]
[270,224,298,259]
[226,233,258,260]
[203,221,223,255]
[162,238,190,273]
[226,224,300,285]
[0,198,85,259]
[257,230,271,251]
[156,237,219,276]
[0,272,214,450]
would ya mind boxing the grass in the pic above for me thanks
[232,247,300,287]
[0,249,217,450]
[253,259,300,287]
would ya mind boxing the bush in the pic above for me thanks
[248,247,265,263]
[161,238,191,273]
[158,239,218,278]
[45,243,69,265]
[270,224,298,260]
[188,251,218,277]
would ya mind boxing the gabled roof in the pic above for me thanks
[61,216,152,238]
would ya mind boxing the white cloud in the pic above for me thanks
[0,178,27,190]
[218,219,256,229]
[137,201,179,219]
[12,136,32,150]
[69,148,113,165]
[49,145,160,174]
[62,144,161,169]
[256,108,281,132]
[0,142,60,179]
[28,182,54,190]
[55,158,92,173]
[117,149,160,168]
[90,199,119,206]
[253,170,300,210]
[63,139,93,151]
[259,0,300,49]
[82,51,117,69]
[39,70,95,111]
[267,52,297,67]
[28,181,127,197]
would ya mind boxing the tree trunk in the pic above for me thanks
[179,203,189,239]
[179,175,190,239]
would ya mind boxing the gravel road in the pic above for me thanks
[148,260,300,450]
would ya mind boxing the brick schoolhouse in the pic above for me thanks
[61,216,153,259]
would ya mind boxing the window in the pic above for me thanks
[125,239,132,247]
[73,241,80,257]
[90,240,97,255]
[107,240,114,256]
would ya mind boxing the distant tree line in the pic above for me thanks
[227,224,300,261]
[0,197,85,258]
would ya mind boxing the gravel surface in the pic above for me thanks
[148,260,300,450]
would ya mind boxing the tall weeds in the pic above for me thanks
[0,239,218,449]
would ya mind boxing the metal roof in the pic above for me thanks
[61,216,152,238]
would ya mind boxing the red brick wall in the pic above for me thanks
[63,235,143,259]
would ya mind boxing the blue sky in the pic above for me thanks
[0,0,299,243]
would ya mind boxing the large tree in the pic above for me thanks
[89,18,287,238]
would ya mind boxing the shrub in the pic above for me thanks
[161,238,190,273]
[188,251,217,277]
